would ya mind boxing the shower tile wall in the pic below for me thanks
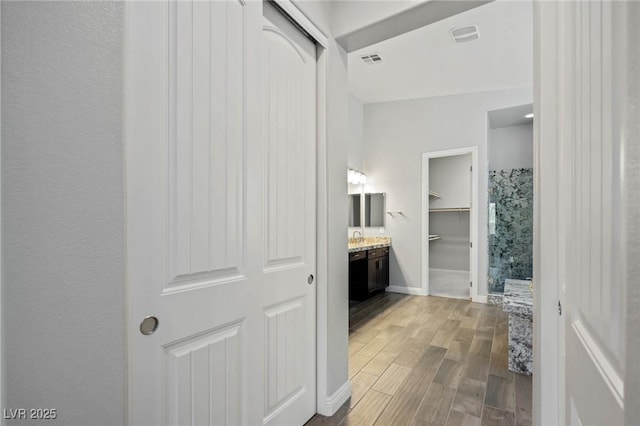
[488,168,533,293]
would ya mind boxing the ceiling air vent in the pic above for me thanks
[450,25,480,43]
[359,53,383,65]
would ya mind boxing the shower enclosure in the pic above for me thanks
[488,168,533,293]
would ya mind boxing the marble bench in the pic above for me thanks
[502,278,533,375]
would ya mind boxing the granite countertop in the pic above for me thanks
[348,236,391,253]
[502,278,533,319]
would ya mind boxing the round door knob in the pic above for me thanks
[140,316,159,335]
[307,274,314,285]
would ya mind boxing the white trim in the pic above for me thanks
[269,0,330,417]
[533,1,561,424]
[421,146,479,302]
[386,286,428,296]
[572,320,624,408]
[316,380,351,417]
[314,46,330,423]
[472,295,488,304]
[0,3,4,421]
[271,0,328,48]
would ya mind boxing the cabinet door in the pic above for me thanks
[368,258,379,294]
[349,256,367,301]
[378,254,389,290]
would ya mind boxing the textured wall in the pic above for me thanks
[623,2,640,424]
[292,0,350,402]
[429,212,471,271]
[488,123,533,171]
[348,94,364,171]
[2,2,125,424]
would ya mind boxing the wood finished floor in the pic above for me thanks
[306,292,532,426]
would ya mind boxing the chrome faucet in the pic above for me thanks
[352,230,363,243]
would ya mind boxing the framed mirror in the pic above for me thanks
[348,193,361,227]
[348,182,363,229]
[364,193,385,227]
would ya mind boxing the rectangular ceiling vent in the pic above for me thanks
[450,25,480,43]
[359,53,383,65]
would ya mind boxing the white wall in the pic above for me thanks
[363,87,532,294]
[488,123,533,171]
[348,94,364,171]
[429,154,472,272]
[347,95,364,238]
[429,212,471,271]
[322,39,349,401]
[429,154,472,209]
[292,0,350,403]
[2,2,126,425]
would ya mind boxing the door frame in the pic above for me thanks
[269,0,333,417]
[421,146,479,302]
[533,1,563,424]
[534,1,640,424]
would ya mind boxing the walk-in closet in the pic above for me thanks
[427,153,473,299]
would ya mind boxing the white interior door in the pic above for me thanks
[125,0,316,424]
[553,1,626,424]
[261,2,317,425]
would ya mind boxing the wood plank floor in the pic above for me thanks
[306,292,532,426]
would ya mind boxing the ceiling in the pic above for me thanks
[348,0,533,104]
[488,103,533,129]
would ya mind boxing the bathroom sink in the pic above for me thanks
[348,236,391,252]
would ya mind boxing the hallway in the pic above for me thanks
[308,293,532,426]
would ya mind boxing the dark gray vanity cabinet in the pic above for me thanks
[349,247,390,301]
[349,251,368,301]
[368,247,389,293]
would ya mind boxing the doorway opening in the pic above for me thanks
[338,0,534,424]
[422,147,479,300]
[486,104,534,301]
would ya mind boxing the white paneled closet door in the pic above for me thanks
[553,1,629,424]
[125,0,317,425]
[261,2,317,425]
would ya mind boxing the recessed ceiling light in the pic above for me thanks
[524,113,534,119]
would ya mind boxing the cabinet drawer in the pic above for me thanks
[349,251,365,261]
[368,247,389,259]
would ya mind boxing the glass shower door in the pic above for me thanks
[488,169,534,293]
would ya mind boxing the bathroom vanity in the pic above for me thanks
[348,237,391,301]
[502,278,533,375]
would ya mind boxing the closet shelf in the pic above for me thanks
[428,235,441,242]
[428,190,442,199]
[429,207,470,213]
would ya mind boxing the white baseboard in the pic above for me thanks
[317,380,351,417]
[386,285,428,296]
[472,294,488,304]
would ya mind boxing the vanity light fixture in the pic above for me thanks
[347,168,367,184]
